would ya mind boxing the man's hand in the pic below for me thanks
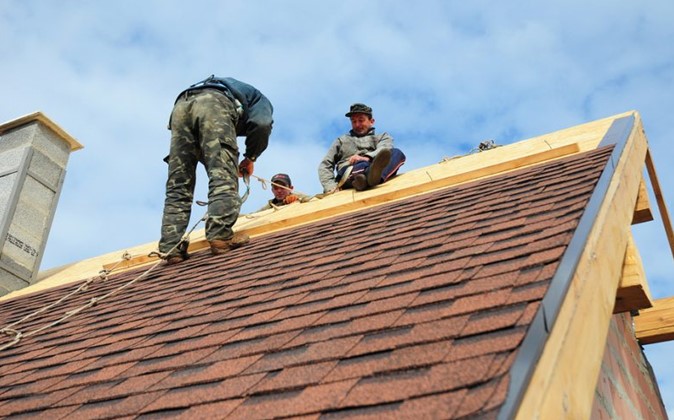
[348,154,371,165]
[238,158,254,177]
[283,194,299,204]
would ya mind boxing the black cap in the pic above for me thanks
[345,103,373,118]
[271,173,292,187]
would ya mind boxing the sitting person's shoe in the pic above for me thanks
[210,232,251,255]
[351,174,368,191]
[367,149,392,187]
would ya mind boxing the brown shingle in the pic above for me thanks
[0,145,614,418]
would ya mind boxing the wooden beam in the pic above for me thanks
[516,113,647,419]
[631,178,653,224]
[645,150,674,260]
[635,297,674,344]
[613,233,653,314]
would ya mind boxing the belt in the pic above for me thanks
[181,87,224,99]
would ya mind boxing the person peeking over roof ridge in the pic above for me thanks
[257,173,308,211]
[318,103,406,193]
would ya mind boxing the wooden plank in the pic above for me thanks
[243,143,581,236]
[631,178,653,224]
[107,143,581,272]
[613,233,653,314]
[516,112,647,419]
[635,296,674,344]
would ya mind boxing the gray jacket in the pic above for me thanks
[318,128,393,192]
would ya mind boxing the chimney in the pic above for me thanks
[0,112,83,296]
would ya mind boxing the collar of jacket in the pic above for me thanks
[349,127,376,138]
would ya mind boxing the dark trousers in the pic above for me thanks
[338,148,406,188]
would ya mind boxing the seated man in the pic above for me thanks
[318,103,405,193]
[257,173,307,211]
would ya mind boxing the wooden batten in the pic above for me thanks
[635,297,674,344]
[614,234,653,314]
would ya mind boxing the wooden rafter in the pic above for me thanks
[635,297,674,344]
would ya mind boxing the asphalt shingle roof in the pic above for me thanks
[0,145,614,419]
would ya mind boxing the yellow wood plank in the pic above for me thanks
[632,178,653,224]
[105,143,581,272]
[614,233,653,314]
[516,112,647,419]
[635,296,674,344]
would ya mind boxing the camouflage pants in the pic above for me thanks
[159,89,241,255]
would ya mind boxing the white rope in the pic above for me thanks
[0,171,289,352]
[0,206,212,352]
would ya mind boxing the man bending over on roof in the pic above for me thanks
[159,75,273,264]
[257,173,308,211]
[318,103,405,193]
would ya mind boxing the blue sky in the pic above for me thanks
[1,0,673,415]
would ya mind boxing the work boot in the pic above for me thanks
[367,149,392,187]
[210,232,250,255]
[351,174,368,191]
[165,255,186,265]
[164,239,190,265]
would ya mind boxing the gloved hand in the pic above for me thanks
[283,194,299,204]
[238,158,254,177]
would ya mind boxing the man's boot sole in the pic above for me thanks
[368,149,392,187]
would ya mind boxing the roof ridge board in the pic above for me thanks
[97,142,583,274]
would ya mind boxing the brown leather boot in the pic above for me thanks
[210,232,250,255]
[164,239,189,265]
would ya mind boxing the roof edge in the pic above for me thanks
[501,112,649,418]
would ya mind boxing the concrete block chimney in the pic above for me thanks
[0,112,83,296]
